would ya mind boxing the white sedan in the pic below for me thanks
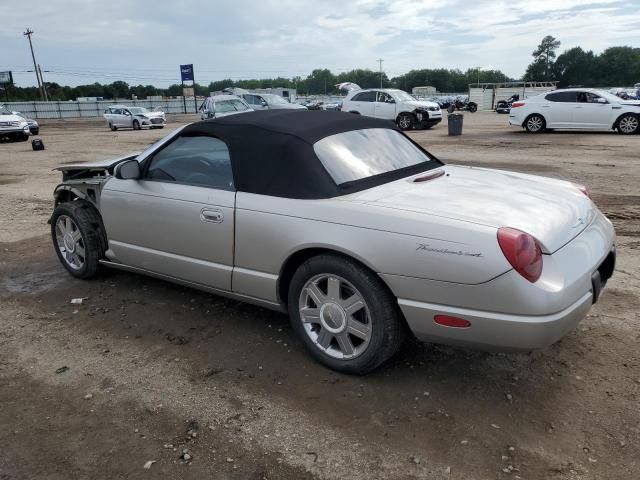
[104,105,166,131]
[509,88,640,134]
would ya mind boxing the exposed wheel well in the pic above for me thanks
[54,188,80,206]
[347,110,360,114]
[277,247,394,307]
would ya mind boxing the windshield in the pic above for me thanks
[0,105,12,115]
[594,90,628,103]
[216,99,251,113]
[389,90,416,102]
[314,128,433,185]
[128,107,149,114]
[262,94,289,105]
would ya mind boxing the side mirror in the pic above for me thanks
[261,100,268,107]
[114,159,141,180]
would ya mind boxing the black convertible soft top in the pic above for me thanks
[180,110,434,199]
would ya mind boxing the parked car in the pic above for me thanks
[242,92,306,110]
[342,88,442,130]
[509,88,640,134]
[49,110,615,374]
[321,101,342,111]
[12,111,39,134]
[199,95,252,120]
[103,105,166,131]
[0,105,31,141]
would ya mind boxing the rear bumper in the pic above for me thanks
[399,292,593,350]
[389,211,616,350]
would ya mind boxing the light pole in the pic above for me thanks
[377,58,384,88]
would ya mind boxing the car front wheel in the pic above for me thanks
[51,200,106,279]
[132,120,141,130]
[616,114,639,135]
[288,254,404,374]
[524,114,546,133]
[397,113,414,131]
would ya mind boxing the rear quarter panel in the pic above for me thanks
[233,192,510,303]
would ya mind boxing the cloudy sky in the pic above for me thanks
[2,0,639,88]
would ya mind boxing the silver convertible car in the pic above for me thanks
[50,110,615,374]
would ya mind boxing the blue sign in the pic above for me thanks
[180,64,194,82]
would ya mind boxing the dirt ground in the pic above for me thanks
[1,113,639,480]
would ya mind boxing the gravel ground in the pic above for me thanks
[1,112,639,480]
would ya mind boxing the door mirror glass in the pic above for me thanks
[115,159,141,180]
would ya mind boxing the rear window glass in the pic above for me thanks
[313,128,432,185]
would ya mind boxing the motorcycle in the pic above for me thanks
[495,94,520,114]
[447,96,478,113]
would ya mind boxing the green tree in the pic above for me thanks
[552,47,596,87]
[528,35,561,80]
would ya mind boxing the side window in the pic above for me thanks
[376,92,392,103]
[146,136,234,190]
[580,92,604,103]
[353,91,376,102]
[242,95,254,105]
[545,91,578,102]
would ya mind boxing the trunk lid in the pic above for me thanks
[350,165,595,253]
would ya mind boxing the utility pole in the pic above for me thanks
[377,58,384,88]
[38,64,49,101]
[23,28,45,101]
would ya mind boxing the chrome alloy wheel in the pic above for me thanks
[298,274,372,360]
[526,116,543,132]
[619,116,638,134]
[398,115,412,130]
[54,215,85,270]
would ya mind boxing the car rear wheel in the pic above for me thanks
[616,114,639,135]
[288,254,404,374]
[468,102,478,113]
[397,113,414,131]
[524,114,545,133]
[51,200,106,279]
[132,120,141,130]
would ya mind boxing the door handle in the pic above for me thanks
[200,208,223,223]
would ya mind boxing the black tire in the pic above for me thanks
[109,123,117,131]
[32,128,39,135]
[50,200,106,279]
[397,113,414,131]
[467,102,477,113]
[132,120,141,131]
[524,114,546,133]
[615,113,639,135]
[18,133,30,142]
[287,254,405,374]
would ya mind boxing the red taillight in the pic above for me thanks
[497,227,543,283]
[434,315,471,328]
[575,184,592,199]
[511,101,525,108]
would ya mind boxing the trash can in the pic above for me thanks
[447,113,463,136]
